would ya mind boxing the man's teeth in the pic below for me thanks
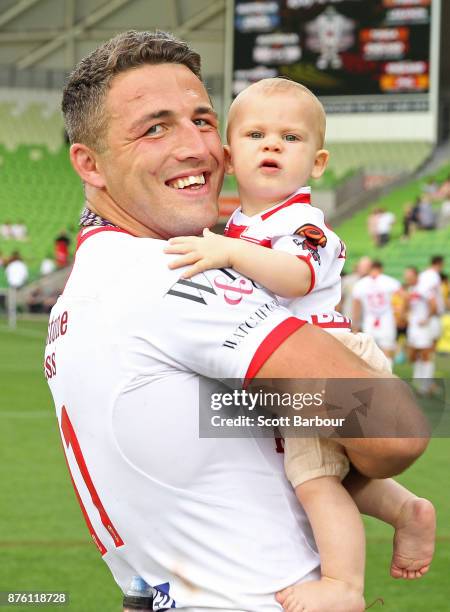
[170,174,206,189]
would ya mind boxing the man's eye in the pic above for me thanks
[193,118,208,127]
[146,124,164,136]
[249,132,263,139]
[284,134,299,142]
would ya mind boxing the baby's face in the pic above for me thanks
[226,90,327,209]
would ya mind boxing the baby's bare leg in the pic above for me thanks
[277,476,365,612]
[344,470,436,579]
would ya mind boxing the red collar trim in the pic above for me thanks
[76,226,132,252]
[260,192,311,221]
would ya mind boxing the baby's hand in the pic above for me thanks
[164,228,235,279]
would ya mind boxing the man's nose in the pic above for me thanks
[174,121,209,161]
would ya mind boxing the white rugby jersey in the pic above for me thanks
[408,282,433,326]
[352,273,401,330]
[45,227,319,611]
[418,268,444,315]
[225,187,350,331]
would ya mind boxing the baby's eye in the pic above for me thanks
[284,134,299,142]
[249,131,263,139]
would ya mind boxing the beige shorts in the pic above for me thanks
[283,331,392,488]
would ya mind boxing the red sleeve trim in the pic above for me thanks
[243,317,307,386]
[296,254,315,294]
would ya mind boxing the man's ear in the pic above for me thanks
[311,149,330,180]
[69,143,106,189]
[224,145,234,175]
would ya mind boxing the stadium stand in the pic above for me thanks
[338,163,450,279]
[326,141,433,178]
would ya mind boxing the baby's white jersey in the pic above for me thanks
[352,273,401,348]
[225,187,350,331]
[45,227,319,611]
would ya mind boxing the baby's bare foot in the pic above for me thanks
[276,577,365,612]
[391,497,436,579]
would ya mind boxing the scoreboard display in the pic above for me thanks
[232,0,433,112]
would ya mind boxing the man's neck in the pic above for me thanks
[85,189,159,238]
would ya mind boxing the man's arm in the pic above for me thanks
[255,323,429,479]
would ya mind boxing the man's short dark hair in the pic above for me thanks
[371,260,384,270]
[62,30,202,151]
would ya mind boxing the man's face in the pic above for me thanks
[95,63,224,238]
[226,90,327,209]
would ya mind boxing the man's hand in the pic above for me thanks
[165,228,236,279]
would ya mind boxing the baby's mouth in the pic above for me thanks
[260,159,280,169]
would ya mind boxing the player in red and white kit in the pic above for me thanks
[404,266,438,393]
[46,35,432,612]
[167,78,435,611]
[46,226,324,611]
[418,256,445,348]
[352,261,401,367]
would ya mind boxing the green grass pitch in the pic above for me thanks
[0,318,449,611]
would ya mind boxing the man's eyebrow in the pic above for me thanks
[129,110,175,132]
[195,105,218,118]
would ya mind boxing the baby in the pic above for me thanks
[165,78,436,612]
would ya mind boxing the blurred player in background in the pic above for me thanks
[352,260,401,367]
[404,266,437,394]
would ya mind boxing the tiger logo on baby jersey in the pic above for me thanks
[295,224,327,248]
[294,223,327,264]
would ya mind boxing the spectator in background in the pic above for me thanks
[435,174,450,200]
[40,255,56,276]
[0,221,12,240]
[438,197,450,228]
[11,221,28,241]
[5,251,28,288]
[54,230,71,267]
[417,195,436,230]
[27,288,45,314]
[375,208,395,246]
[402,199,420,240]
[422,179,438,198]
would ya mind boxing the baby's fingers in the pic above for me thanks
[167,253,199,270]
[164,243,193,255]
[179,260,211,279]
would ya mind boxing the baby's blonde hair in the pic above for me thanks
[227,78,326,148]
